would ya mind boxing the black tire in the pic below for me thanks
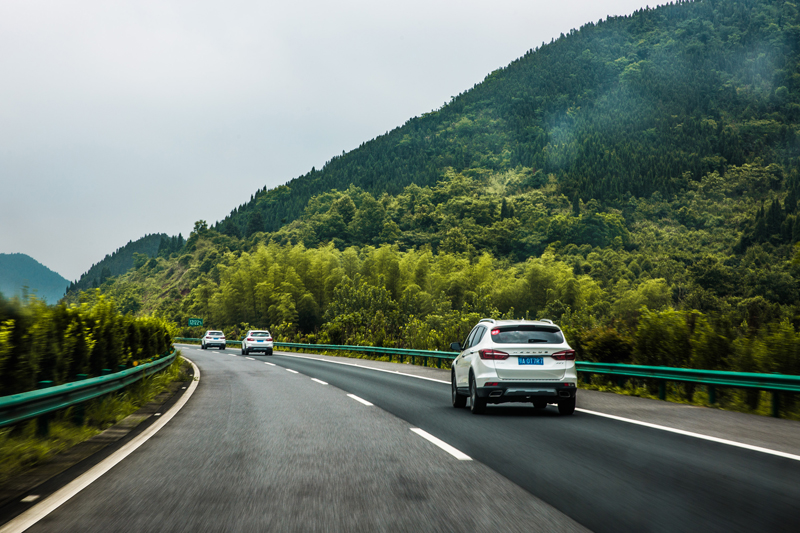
[220,345,225,350]
[267,348,273,355]
[241,347,246,355]
[452,372,467,408]
[558,397,576,416]
[201,344,206,350]
[469,374,486,415]
[532,399,548,409]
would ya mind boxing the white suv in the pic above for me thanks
[201,330,226,350]
[241,330,274,355]
[450,318,577,415]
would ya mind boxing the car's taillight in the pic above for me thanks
[205,336,211,339]
[247,337,254,341]
[479,349,509,360]
[266,337,272,341]
[552,350,576,361]
[221,337,225,340]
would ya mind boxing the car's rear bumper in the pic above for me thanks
[246,345,273,352]
[204,341,226,348]
[475,382,577,403]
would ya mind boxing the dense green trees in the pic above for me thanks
[0,292,174,396]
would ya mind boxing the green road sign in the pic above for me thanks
[188,318,203,327]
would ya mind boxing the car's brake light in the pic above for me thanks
[479,349,509,360]
[491,328,500,336]
[552,350,576,361]
[266,337,272,341]
[485,382,499,386]
[205,336,211,339]
[247,338,254,341]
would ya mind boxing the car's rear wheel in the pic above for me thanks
[558,397,576,416]
[452,372,466,408]
[201,344,206,350]
[469,374,486,415]
[219,345,225,350]
[241,347,246,355]
[267,348,273,355]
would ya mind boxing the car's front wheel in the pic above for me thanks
[469,374,486,415]
[451,372,466,408]
[558,397,576,416]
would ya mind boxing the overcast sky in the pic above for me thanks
[0,0,665,281]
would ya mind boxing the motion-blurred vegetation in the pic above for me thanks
[0,291,174,396]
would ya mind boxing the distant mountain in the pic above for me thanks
[70,233,170,292]
[0,253,69,304]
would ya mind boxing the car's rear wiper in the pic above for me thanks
[527,339,549,343]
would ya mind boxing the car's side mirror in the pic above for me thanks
[449,342,462,352]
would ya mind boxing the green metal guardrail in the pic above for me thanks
[576,361,800,417]
[174,338,455,367]
[175,338,800,417]
[0,350,178,431]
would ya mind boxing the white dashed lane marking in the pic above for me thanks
[347,394,373,406]
[410,428,472,461]
[311,378,328,385]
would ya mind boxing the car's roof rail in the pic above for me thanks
[537,318,554,324]
[478,318,495,324]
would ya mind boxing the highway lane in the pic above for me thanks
[262,350,800,533]
[19,345,585,533]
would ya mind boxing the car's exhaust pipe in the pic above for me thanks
[489,390,503,398]
[558,390,571,398]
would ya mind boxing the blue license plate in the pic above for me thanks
[257,340,263,342]
[518,357,543,365]
[213,338,219,340]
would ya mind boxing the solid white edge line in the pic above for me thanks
[286,369,299,374]
[410,428,472,461]
[576,408,800,462]
[277,352,450,384]
[311,378,328,385]
[0,356,201,533]
[347,394,373,406]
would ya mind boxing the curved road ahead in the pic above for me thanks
[12,345,800,532]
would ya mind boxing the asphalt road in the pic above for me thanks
[13,345,800,532]
[259,349,800,533]
[20,346,586,533]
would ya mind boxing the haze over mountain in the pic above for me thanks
[0,253,69,304]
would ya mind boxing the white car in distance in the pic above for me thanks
[450,318,577,415]
[241,330,274,355]
[201,330,226,350]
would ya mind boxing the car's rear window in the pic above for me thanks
[491,326,564,344]
[251,331,271,337]
[209,331,223,336]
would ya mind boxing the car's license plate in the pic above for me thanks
[257,340,263,342]
[213,338,219,340]
[518,357,543,365]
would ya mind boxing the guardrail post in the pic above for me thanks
[73,374,88,425]
[36,381,54,437]
[708,385,716,405]
[771,391,781,418]
[658,380,666,401]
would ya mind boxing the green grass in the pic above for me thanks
[0,353,191,484]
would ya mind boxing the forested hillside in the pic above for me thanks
[69,233,180,293]
[215,0,800,240]
[64,0,800,415]
[0,253,69,304]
